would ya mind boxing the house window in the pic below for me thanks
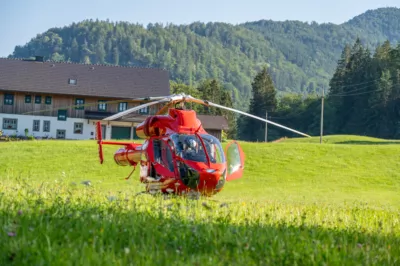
[56,129,66,139]
[33,120,40,132]
[45,96,52,105]
[2,118,17,130]
[4,94,14,105]
[74,122,83,134]
[75,98,85,109]
[68,79,77,85]
[58,110,67,121]
[25,95,31,103]
[35,95,42,104]
[43,121,50,132]
[118,102,127,112]
[98,100,107,111]
[139,106,149,114]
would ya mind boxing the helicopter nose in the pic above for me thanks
[199,168,226,191]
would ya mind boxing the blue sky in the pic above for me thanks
[1,0,399,57]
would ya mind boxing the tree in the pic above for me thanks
[329,44,351,96]
[328,38,374,134]
[239,67,277,141]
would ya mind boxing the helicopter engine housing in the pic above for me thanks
[135,116,160,139]
[135,116,172,139]
[114,147,142,166]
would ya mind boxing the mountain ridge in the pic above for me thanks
[9,7,400,109]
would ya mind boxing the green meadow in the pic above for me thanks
[0,136,399,265]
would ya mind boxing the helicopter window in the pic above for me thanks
[201,134,225,163]
[153,139,162,163]
[161,141,174,172]
[170,134,225,164]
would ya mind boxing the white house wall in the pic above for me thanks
[0,113,139,140]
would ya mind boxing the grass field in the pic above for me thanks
[0,135,399,265]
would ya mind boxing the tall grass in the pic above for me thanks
[0,137,399,264]
[1,179,399,265]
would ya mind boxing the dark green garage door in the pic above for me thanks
[111,126,131,140]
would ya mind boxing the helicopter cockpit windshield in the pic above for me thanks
[170,133,225,164]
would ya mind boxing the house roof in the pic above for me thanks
[0,57,170,99]
[197,115,229,130]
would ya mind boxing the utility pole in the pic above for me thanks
[265,110,268,142]
[320,87,324,144]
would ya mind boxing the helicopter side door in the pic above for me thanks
[151,138,175,178]
[224,141,245,181]
[161,139,175,174]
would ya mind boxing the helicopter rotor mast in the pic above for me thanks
[102,93,312,138]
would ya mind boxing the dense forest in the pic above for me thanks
[169,37,400,140]
[8,7,400,111]
[237,38,400,141]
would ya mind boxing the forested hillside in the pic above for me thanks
[8,7,400,111]
[241,39,400,141]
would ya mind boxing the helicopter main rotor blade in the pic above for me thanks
[102,92,311,138]
[102,94,185,121]
[177,95,311,138]
[103,98,168,121]
[206,101,311,138]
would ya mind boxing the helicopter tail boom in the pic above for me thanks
[95,121,142,165]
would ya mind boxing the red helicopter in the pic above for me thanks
[96,94,310,197]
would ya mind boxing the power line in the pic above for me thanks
[328,83,377,96]
[270,80,383,115]
[329,75,398,97]
[269,85,387,122]
[328,77,381,89]
[326,76,390,96]
[329,88,383,97]
[270,83,390,120]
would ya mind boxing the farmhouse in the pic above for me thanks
[0,57,229,140]
[0,56,170,140]
[197,115,229,141]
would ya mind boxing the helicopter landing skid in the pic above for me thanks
[185,190,201,200]
[134,187,201,201]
